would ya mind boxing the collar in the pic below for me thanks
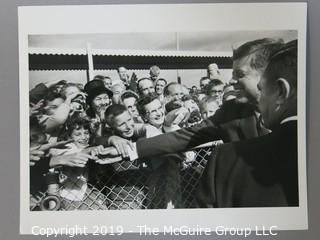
[280,116,298,125]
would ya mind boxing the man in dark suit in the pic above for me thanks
[124,38,283,160]
[197,40,299,207]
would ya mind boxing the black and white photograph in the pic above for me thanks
[19,3,308,234]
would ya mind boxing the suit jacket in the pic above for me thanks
[197,120,299,207]
[136,99,266,159]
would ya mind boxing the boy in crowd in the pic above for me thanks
[205,79,225,106]
[199,96,220,120]
[98,104,146,209]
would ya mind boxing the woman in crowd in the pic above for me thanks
[84,79,113,137]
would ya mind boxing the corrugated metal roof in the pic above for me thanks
[92,49,232,57]
[29,48,87,55]
[28,47,232,57]
[28,47,233,71]
[29,54,232,71]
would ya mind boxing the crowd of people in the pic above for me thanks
[29,37,299,210]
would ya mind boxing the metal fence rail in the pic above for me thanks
[30,142,220,211]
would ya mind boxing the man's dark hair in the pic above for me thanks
[44,91,66,103]
[181,94,193,102]
[205,79,224,95]
[105,104,128,127]
[47,80,68,94]
[264,39,297,89]
[56,80,68,85]
[233,38,284,71]
[136,93,160,117]
[65,115,92,137]
[117,66,127,72]
[200,76,210,83]
[93,75,111,81]
[120,90,139,102]
[155,78,167,85]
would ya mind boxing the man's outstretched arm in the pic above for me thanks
[134,118,224,159]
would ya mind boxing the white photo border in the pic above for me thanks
[19,3,308,234]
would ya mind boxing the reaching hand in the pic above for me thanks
[65,92,87,105]
[90,146,120,158]
[30,145,45,166]
[49,152,92,168]
[39,139,74,152]
[90,146,124,165]
[37,114,52,125]
[108,136,134,158]
[30,99,44,116]
[95,156,124,165]
[164,107,190,127]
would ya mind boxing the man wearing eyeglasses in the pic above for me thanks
[205,79,225,106]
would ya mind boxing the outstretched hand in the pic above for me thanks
[30,99,44,116]
[90,146,120,158]
[49,152,92,168]
[95,156,123,165]
[39,139,74,152]
[165,107,190,127]
[65,92,87,105]
[30,145,45,166]
[108,136,134,158]
[90,145,124,165]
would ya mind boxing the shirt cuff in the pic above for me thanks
[127,142,139,161]
[163,124,180,133]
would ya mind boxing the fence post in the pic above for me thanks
[86,43,94,82]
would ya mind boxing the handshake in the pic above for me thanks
[89,145,128,165]
[47,145,127,168]
[30,138,132,168]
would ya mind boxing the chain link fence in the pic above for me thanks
[30,142,221,211]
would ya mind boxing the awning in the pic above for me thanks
[29,48,233,70]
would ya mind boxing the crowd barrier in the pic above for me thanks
[30,142,221,211]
